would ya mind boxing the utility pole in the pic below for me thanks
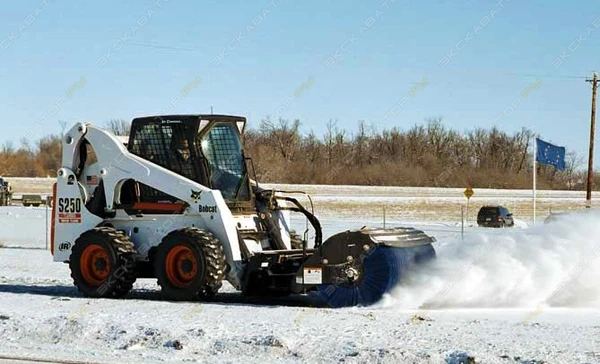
[586,72,598,208]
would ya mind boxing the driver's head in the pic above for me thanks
[175,138,190,162]
[176,138,189,151]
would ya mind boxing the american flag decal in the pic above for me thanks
[86,175,99,185]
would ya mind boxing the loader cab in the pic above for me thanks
[127,115,253,211]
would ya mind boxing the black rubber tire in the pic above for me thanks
[155,228,227,301]
[32,203,40,207]
[23,202,30,207]
[290,230,304,250]
[69,227,137,298]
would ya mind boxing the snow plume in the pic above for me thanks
[386,210,600,309]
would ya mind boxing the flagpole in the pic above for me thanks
[533,136,537,226]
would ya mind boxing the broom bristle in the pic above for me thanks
[317,244,435,308]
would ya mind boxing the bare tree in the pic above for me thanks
[19,137,32,152]
[259,117,300,161]
[563,152,585,189]
[2,141,14,154]
[0,115,581,189]
[37,135,62,176]
[324,119,336,166]
[105,119,131,135]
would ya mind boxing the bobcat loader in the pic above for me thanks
[51,115,436,307]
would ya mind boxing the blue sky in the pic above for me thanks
[1,0,599,164]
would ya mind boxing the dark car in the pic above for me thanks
[477,206,515,228]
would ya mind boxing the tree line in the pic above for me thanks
[0,118,593,190]
[244,118,589,190]
[0,120,129,178]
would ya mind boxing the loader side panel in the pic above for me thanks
[108,213,263,260]
[53,169,103,262]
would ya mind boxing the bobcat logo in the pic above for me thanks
[190,189,202,202]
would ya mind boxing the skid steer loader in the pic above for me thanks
[51,115,436,307]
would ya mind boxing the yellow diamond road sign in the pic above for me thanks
[464,187,474,199]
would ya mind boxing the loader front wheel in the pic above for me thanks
[69,227,137,298]
[155,228,227,301]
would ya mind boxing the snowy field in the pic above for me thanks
[4,177,598,222]
[1,181,600,363]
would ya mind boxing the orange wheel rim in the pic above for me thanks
[80,244,111,286]
[165,246,198,288]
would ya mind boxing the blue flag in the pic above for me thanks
[536,138,566,170]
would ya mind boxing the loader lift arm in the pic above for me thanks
[256,190,323,248]
[62,123,215,210]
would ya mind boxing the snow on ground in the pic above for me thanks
[4,177,54,196]
[1,247,600,363]
[9,178,598,200]
[5,178,597,222]
[1,185,600,363]
[0,206,50,248]
[270,183,598,221]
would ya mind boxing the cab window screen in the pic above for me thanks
[200,123,249,201]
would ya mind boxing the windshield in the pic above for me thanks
[199,122,250,201]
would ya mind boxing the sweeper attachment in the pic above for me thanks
[306,229,435,308]
[51,115,436,307]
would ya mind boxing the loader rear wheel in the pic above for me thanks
[69,227,137,298]
[155,228,227,301]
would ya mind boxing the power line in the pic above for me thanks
[127,41,196,52]
[403,68,590,80]
[406,71,590,88]
[501,72,588,80]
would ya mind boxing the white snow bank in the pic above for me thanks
[512,218,529,229]
[386,210,600,309]
[0,206,50,248]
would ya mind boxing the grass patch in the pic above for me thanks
[313,199,586,222]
